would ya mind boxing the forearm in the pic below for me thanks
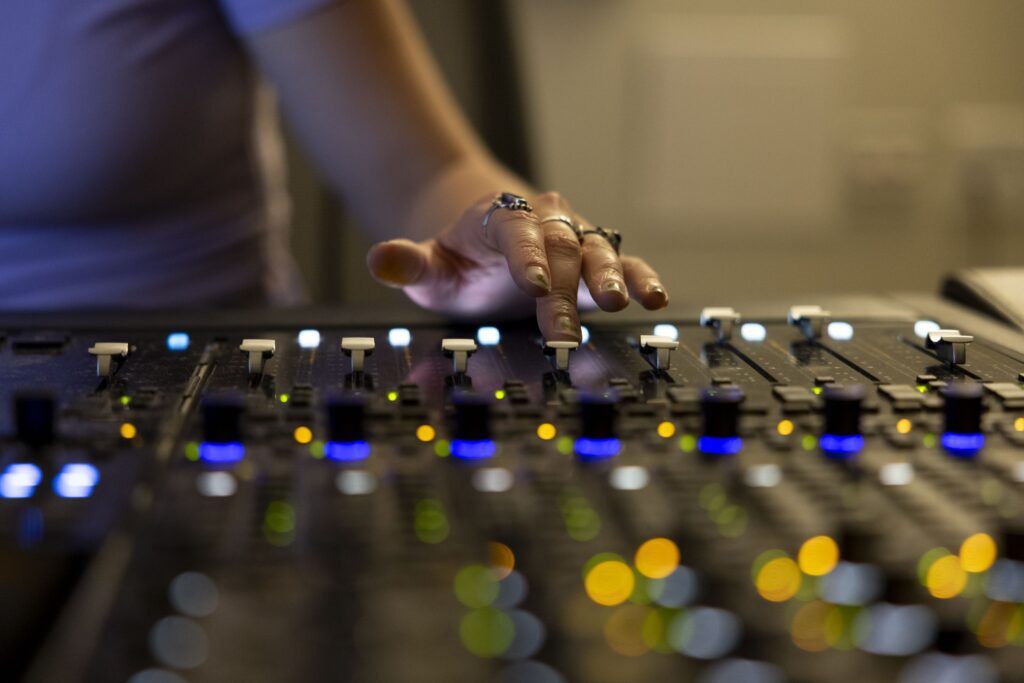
[248,0,519,240]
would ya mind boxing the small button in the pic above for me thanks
[916,374,938,383]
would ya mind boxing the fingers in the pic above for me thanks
[486,205,551,297]
[366,239,431,288]
[621,255,669,310]
[580,231,629,312]
[536,223,583,341]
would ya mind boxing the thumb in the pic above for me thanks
[366,239,431,288]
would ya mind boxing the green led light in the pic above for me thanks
[309,440,325,459]
[264,501,295,534]
[387,390,399,402]
[454,565,499,608]
[678,434,697,452]
[556,436,574,455]
[811,386,823,395]
[119,395,131,407]
[801,434,817,451]
[916,385,928,394]
[923,433,937,448]
[278,393,289,404]
[184,441,200,461]
[434,438,451,458]
[494,389,506,400]
[414,498,450,544]
[459,607,514,658]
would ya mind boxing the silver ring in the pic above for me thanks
[482,192,532,230]
[581,226,622,254]
[540,214,583,243]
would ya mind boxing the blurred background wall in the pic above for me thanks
[284,0,1024,308]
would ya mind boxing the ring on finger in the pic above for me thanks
[482,192,533,231]
[581,226,622,254]
[540,215,583,243]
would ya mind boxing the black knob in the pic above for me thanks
[1001,519,1024,562]
[823,384,864,436]
[201,393,244,443]
[579,393,617,440]
[701,385,743,438]
[838,517,879,564]
[326,393,367,443]
[14,391,56,449]
[941,382,984,435]
[699,385,744,455]
[451,392,492,442]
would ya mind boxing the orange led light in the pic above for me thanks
[293,426,313,445]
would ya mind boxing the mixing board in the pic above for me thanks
[5,289,1024,683]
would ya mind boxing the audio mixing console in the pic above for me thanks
[5,286,1024,683]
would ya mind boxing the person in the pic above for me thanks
[0,0,668,341]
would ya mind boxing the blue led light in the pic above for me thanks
[827,321,855,341]
[451,439,497,460]
[941,432,985,457]
[54,463,100,498]
[740,323,766,342]
[698,435,743,456]
[166,332,190,352]
[199,442,246,464]
[325,440,371,462]
[388,328,412,347]
[0,463,42,499]
[653,324,679,341]
[476,326,501,346]
[580,325,591,345]
[297,329,321,349]
[820,433,865,458]
[574,437,622,461]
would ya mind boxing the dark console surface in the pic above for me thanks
[5,292,1024,682]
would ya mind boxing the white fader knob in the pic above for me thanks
[239,339,276,375]
[341,337,375,373]
[788,305,831,341]
[88,342,129,378]
[441,338,478,374]
[545,341,579,372]
[639,335,679,370]
[925,329,973,365]
[700,307,741,342]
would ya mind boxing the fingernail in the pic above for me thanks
[647,283,668,304]
[555,314,577,335]
[526,265,551,291]
[603,279,625,295]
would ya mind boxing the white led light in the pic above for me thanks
[166,332,190,352]
[609,465,650,491]
[196,471,237,498]
[879,462,915,486]
[54,463,100,498]
[827,321,855,341]
[580,325,591,345]
[914,320,941,339]
[740,323,767,342]
[653,324,679,341]
[476,326,501,346]
[743,464,782,488]
[0,463,42,499]
[297,329,321,349]
[388,327,411,347]
[472,467,514,493]
[336,470,378,496]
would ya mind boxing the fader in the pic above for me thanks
[6,286,1024,683]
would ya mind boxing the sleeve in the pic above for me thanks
[217,0,341,36]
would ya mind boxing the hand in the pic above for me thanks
[366,191,668,341]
